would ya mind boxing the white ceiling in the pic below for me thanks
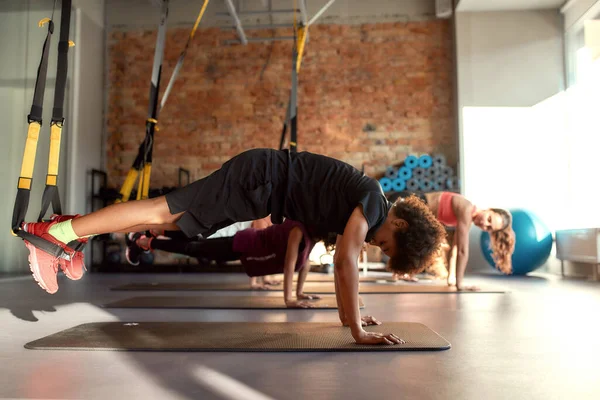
[457,0,566,12]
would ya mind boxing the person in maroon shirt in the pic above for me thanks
[129,219,321,308]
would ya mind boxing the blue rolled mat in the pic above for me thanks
[379,177,393,192]
[412,167,425,179]
[419,179,434,192]
[404,155,418,169]
[392,178,406,192]
[385,166,398,180]
[418,154,433,168]
[407,178,420,191]
[397,166,412,180]
[432,153,446,167]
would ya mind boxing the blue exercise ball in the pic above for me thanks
[480,209,553,275]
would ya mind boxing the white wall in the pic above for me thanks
[563,0,600,31]
[68,2,105,215]
[0,0,104,275]
[455,10,565,273]
[457,10,563,108]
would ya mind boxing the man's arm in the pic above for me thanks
[335,207,403,345]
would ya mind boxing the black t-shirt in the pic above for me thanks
[281,151,391,242]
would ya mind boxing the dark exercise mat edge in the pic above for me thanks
[102,295,365,309]
[110,282,506,294]
[24,322,451,352]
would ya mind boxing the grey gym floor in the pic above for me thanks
[1,272,599,400]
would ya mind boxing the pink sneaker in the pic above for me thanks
[22,219,74,294]
[49,214,87,280]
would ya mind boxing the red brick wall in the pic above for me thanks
[107,21,455,188]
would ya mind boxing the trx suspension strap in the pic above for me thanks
[11,4,55,234]
[118,0,169,202]
[119,0,209,202]
[11,0,74,260]
[278,21,307,153]
[160,0,210,111]
[38,0,73,221]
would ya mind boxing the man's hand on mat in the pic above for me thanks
[285,300,316,308]
[354,330,405,345]
[457,285,480,292]
[361,315,382,326]
[297,293,321,300]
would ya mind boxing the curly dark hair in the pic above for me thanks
[488,208,515,274]
[388,195,447,275]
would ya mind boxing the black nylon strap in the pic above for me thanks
[39,0,72,221]
[123,0,168,199]
[12,189,31,232]
[38,185,62,222]
[51,0,72,124]
[16,230,70,260]
[28,20,54,123]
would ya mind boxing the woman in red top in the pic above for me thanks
[128,219,321,308]
[390,191,515,290]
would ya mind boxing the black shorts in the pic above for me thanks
[165,148,288,238]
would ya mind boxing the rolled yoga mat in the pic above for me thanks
[111,282,505,294]
[419,179,434,192]
[104,295,364,310]
[379,177,392,192]
[425,167,438,179]
[385,166,398,179]
[391,178,406,192]
[432,153,446,167]
[25,322,451,352]
[397,166,412,180]
[412,167,425,179]
[418,154,433,168]
[404,155,418,169]
[442,165,454,178]
[406,178,420,191]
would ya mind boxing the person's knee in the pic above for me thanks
[148,196,178,224]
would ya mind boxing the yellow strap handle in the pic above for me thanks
[136,167,145,201]
[45,123,62,185]
[141,163,152,200]
[296,25,308,73]
[18,122,41,190]
[118,168,140,203]
[189,0,210,41]
[38,18,51,27]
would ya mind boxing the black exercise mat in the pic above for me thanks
[25,322,451,352]
[112,282,504,294]
[103,295,364,309]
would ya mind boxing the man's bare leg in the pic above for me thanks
[71,197,181,237]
